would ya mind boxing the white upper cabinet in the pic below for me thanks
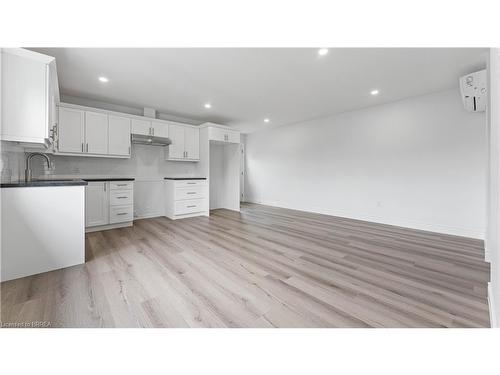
[184,127,200,160]
[132,119,168,137]
[1,48,59,146]
[108,115,131,156]
[85,111,108,154]
[207,126,240,144]
[167,124,186,159]
[58,107,85,153]
[151,121,168,138]
[56,104,196,160]
[57,106,131,158]
[131,119,152,135]
[166,124,199,161]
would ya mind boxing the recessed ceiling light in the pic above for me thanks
[371,89,379,95]
[264,118,270,123]
[204,103,212,109]
[98,76,109,83]
[318,48,329,56]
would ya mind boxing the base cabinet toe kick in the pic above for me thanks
[164,178,208,220]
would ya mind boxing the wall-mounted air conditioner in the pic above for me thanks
[459,69,487,112]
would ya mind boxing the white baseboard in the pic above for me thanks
[484,238,491,262]
[244,198,484,239]
[489,282,498,328]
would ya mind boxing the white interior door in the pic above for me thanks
[184,127,199,160]
[57,107,84,153]
[85,182,109,227]
[167,124,186,159]
[108,115,131,156]
[85,111,108,154]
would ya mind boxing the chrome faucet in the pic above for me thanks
[25,153,51,182]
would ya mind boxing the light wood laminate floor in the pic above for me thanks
[1,203,491,327]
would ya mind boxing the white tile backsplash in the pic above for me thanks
[0,141,25,182]
[27,143,202,180]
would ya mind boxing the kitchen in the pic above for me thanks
[2,1,500,374]
[1,48,241,282]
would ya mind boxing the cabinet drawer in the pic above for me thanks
[109,205,133,223]
[174,199,206,215]
[110,190,133,206]
[175,186,205,201]
[174,180,206,188]
[110,181,134,190]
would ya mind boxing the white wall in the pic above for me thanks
[486,49,500,327]
[244,89,487,238]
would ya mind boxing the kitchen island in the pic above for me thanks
[1,180,87,281]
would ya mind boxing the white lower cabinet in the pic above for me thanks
[85,180,134,232]
[109,205,133,224]
[164,179,208,219]
[174,198,206,215]
[85,182,109,227]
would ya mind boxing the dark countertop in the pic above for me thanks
[164,177,207,180]
[0,179,88,188]
[83,178,135,182]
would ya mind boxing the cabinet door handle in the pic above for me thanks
[186,151,188,158]
[187,205,196,208]
[117,212,127,216]
[187,182,196,185]
[117,196,127,199]
[86,143,89,152]
[187,192,196,195]
[104,183,106,192]
[81,143,84,152]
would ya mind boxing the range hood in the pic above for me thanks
[131,134,172,146]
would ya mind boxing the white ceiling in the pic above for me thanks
[30,48,487,133]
